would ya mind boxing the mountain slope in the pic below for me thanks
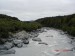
[0,14,42,39]
[36,14,75,36]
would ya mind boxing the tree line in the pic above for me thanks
[36,14,75,37]
[0,14,42,39]
[0,13,75,40]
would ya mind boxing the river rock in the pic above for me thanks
[70,37,75,40]
[72,41,75,46]
[32,34,39,38]
[37,29,44,33]
[12,31,30,39]
[0,45,6,50]
[0,39,7,44]
[23,40,29,44]
[13,40,23,47]
[0,49,16,55]
[7,38,14,42]
[37,28,46,32]
[29,32,39,38]
[4,42,14,50]
[13,40,22,44]
[46,35,53,37]
[35,34,39,37]
[17,43,23,48]
[32,38,42,42]
[0,42,14,50]
[38,42,48,45]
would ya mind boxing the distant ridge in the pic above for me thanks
[0,14,19,21]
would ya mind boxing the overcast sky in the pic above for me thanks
[0,0,75,21]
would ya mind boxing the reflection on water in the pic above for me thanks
[1,29,75,56]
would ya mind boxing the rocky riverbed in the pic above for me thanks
[0,27,75,56]
[0,28,45,55]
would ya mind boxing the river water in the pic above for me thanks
[1,28,75,56]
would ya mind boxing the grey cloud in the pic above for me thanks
[0,0,75,21]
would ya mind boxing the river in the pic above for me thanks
[1,28,75,56]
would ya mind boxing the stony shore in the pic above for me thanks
[0,27,47,55]
[0,27,75,55]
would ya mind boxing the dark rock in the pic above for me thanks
[29,32,39,38]
[0,39,7,44]
[71,37,74,39]
[7,38,13,42]
[34,34,39,37]
[4,42,14,50]
[60,32,64,35]
[0,45,6,50]
[46,35,53,37]
[13,40,23,47]
[0,42,14,50]
[23,40,29,44]
[38,42,48,45]
[0,49,16,55]
[17,43,23,48]
[32,38,42,42]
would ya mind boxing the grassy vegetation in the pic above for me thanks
[36,14,75,37]
[0,13,75,42]
[0,14,42,39]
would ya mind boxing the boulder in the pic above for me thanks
[0,39,7,44]
[71,37,74,39]
[0,49,16,55]
[60,32,64,35]
[29,34,35,38]
[4,42,14,50]
[36,29,44,33]
[0,45,6,50]
[13,40,22,45]
[32,38,42,42]
[17,43,23,48]
[7,38,14,42]
[13,40,23,47]
[34,34,39,37]
[29,32,39,38]
[12,31,30,39]
[46,35,53,37]
[23,40,29,44]
[38,42,48,45]
[0,42,14,50]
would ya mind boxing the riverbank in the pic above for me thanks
[0,28,46,55]
[0,27,75,56]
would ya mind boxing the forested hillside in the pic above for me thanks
[36,14,75,36]
[0,14,42,39]
[0,13,75,39]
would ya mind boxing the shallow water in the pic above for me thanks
[1,29,75,56]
